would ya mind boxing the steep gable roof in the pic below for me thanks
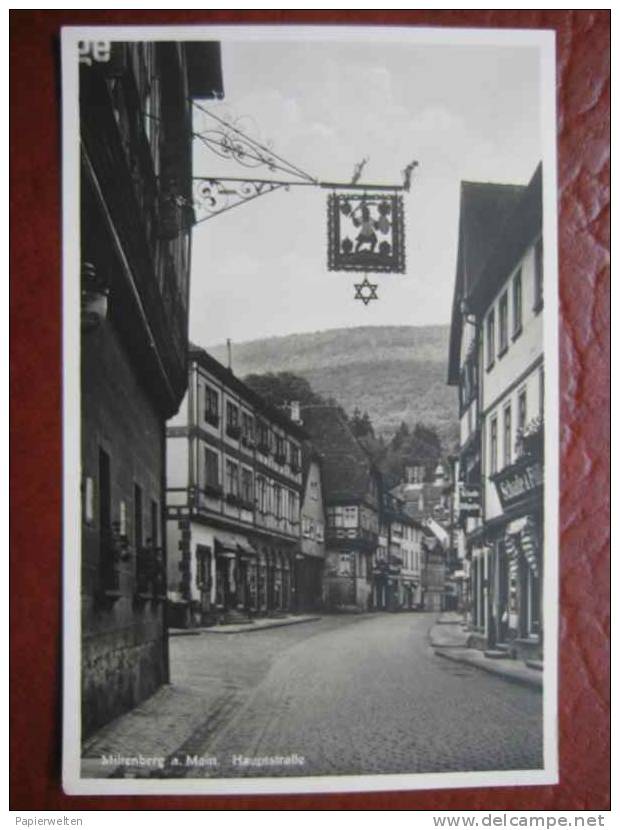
[300,406,379,506]
[447,179,528,384]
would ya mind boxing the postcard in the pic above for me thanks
[61,23,559,795]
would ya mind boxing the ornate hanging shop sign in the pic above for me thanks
[327,192,406,274]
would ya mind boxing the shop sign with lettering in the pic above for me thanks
[493,459,543,509]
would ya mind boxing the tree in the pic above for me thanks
[350,407,375,439]
[243,372,323,408]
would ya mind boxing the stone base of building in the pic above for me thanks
[467,630,543,663]
[82,628,166,739]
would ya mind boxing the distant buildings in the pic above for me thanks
[80,41,223,735]
[166,346,308,625]
[301,406,381,612]
[374,492,423,611]
[447,164,544,662]
[298,448,327,612]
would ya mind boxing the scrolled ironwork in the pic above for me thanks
[193,178,286,223]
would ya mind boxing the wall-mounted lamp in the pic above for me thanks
[460,298,478,328]
[81,261,109,331]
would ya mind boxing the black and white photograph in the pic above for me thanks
[62,24,559,795]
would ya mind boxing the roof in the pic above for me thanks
[188,343,308,440]
[447,168,541,384]
[185,42,224,99]
[300,406,380,506]
[392,480,451,529]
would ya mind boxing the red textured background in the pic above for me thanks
[10,10,610,811]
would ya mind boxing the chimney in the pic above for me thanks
[289,400,302,424]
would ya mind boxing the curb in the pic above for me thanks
[434,647,543,691]
[197,615,322,635]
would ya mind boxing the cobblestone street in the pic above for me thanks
[167,612,542,778]
[83,613,543,780]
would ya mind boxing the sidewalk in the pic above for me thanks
[170,613,321,636]
[429,614,543,691]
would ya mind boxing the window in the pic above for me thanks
[290,443,300,472]
[119,500,127,537]
[498,292,508,355]
[338,553,352,576]
[310,480,319,501]
[241,467,253,505]
[226,401,238,426]
[344,506,358,527]
[256,475,266,513]
[204,447,220,488]
[518,389,527,432]
[257,419,270,454]
[534,237,544,311]
[490,416,498,475]
[512,269,523,337]
[242,412,254,445]
[316,522,324,542]
[134,484,143,550]
[204,384,219,426]
[83,476,94,524]
[503,404,512,468]
[274,434,286,464]
[288,491,298,524]
[539,366,545,417]
[302,516,313,537]
[225,459,239,497]
[273,484,282,518]
[486,309,495,368]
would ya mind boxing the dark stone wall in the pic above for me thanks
[81,314,167,738]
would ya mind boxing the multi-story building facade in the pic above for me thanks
[391,462,451,610]
[297,448,326,611]
[301,406,381,612]
[373,493,423,610]
[79,41,223,735]
[448,163,544,662]
[166,346,306,626]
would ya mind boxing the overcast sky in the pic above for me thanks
[189,36,542,347]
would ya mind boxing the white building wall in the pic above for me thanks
[480,236,544,522]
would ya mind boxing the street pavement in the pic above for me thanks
[165,612,543,779]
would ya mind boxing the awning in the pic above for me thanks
[214,537,237,556]
[237,540,258,557]
[506,517,528,535]
[214,537,257,558]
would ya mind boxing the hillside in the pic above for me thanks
[208,326,459,449]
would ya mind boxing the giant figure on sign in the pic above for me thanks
[327,192,406,273]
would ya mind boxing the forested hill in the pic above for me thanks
[207,325,459,448]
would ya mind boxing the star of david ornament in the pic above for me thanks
[354,276,379,305]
